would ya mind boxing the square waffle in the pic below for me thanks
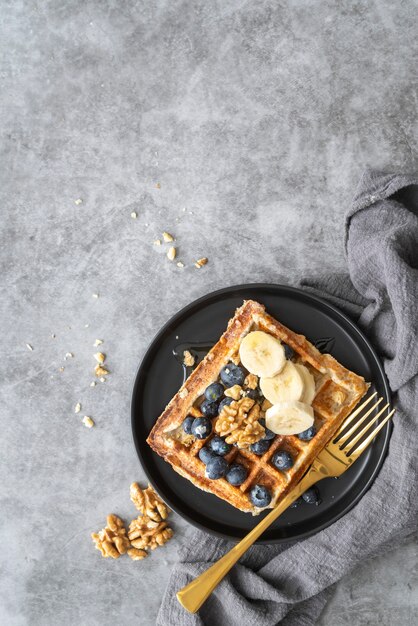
[147,300,369,515]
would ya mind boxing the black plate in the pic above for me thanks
[131,284,391,543]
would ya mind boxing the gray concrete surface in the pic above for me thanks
[1,1,417,624]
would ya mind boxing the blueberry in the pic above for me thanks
[220,363,245,387]
[198,446,214,464]
[204,382,224,403]
[218,397,234,413]
[283,343,295,360]
[182,416,194,434]
[209,435,231,456]
[259,418,276,441]
[244,388,258,400]
[205,456,229,480]
[200,400,219,418]
[250,438,272,455]
[272,450,294,471]
[298,425,316,441]
[191,417,212,439]
[226,463,248,486]
[249,484,272,508]
[302,486,321,505]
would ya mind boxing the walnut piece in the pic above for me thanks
[215,397,265,448]
[167,247,176,261]
[129,517,173,550]
[130,483,169,522]
[261,398,273,412]
[244,373,258,390]
[95,364,109,377]
[183,350,195,367]
[127,547,148,560]
[91,514,130,559]
[224,385,242,400]
[94,352,106,364]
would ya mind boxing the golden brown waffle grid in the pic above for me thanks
[147,300,368,514]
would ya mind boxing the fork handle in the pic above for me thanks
[176,468,321,614]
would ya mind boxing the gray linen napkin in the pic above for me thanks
[157,170,418,626]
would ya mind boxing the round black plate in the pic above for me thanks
[131,284,391,543]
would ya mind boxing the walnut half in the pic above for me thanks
[130,483,169,522]
[129,517,173,551]
[215,397,265,448]
[91,514,130,559]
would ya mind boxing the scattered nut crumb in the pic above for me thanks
[85,324,89,328]
[59,366,65,372]
[94,339,103,347]
[162,231,174,242]
[182,207,186,212]
[155,182,161,189]
[51,334,56,339]
[179,388,188,399]
[176,261,184,268]
[153,239,161,246]
[183,350,195,367]
[64,352,73,360]
[26,343,33,351]
[99,377,106,383]
[167,247,176,261]
[131,211,137,219]
[82,416,94,428]
[94,352,106,364]
[92,293,99,299]
[90,381,96,387]
[95,364,109,377]
[74,198,83,205]
[75,402,81,414]
[194,258,208,269]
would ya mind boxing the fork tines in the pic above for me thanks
[334,392,395,457]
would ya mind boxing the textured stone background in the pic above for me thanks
[1,1,417,624]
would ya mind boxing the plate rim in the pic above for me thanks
[131,283,391,543]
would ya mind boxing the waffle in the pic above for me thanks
[147,300,369,515]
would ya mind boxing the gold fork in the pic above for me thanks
[177,393,394,613]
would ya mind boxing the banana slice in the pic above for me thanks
[294,363,316,405]
[265,401,314,436]
[260,361,304,404]
[239,331,285,378]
